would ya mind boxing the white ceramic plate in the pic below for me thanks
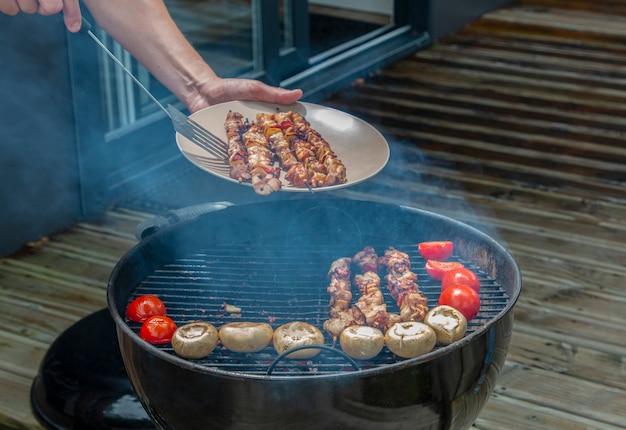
[176,101,390,192]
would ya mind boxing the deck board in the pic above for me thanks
[1,0,625,428]
[0,209,149,429]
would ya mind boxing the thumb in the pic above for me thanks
[61,0,82,32]
[242,80,302,105]
[272,87,304,105]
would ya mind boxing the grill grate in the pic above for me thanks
[127,241,509,375]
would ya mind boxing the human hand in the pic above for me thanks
[186,77,303,113]
[0,0,82,32]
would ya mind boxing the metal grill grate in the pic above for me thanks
[127,241,509,375]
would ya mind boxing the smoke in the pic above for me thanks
[0,13,81,256]
[320,83,506,248]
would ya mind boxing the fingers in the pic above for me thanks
[0,0,38,14]
[60,0,81,32]
[0,1,20,15]
[0,0,46,16]
[272,87,304,105]
[35,0,63,15]
[187,79,302,113]
[37,0,82,32]
[222,79,303,105]
[0,0,81,32]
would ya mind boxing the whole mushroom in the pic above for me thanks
[273,321,325,359]
[339,326,385,360]
[384,321,436,359]
[171,322,219,359]
[219,322,274,353]
[424,305,467,345]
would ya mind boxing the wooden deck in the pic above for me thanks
[1,0,625,428]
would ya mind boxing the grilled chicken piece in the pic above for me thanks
[323,308,365,339]
[353,274,391,329]
[256,113,300,170]
[352,247,379,273]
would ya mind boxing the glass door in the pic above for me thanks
[69,0,430,215]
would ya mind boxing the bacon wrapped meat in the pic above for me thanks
[379,247,429,322]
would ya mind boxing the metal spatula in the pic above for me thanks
[79,18,228,162]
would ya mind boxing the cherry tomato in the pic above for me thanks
[442,268,480,293]
[438,284,480,321]
[126,295,167,323]
[425,260,464,280]
[418,241,453,261]
[139,315,177,344]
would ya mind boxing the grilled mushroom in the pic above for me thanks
[339,326,385,360]
[424,305,467,345]
[171,322,219,359]
[384,321,436,359]
[273,321,325,359]
[219,322,274,353]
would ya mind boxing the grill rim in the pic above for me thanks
[107,198,522,381]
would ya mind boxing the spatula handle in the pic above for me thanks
[77,17,169,117]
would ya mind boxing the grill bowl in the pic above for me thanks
[108,198,521,429]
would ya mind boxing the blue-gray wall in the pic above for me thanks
[0,14,82,256]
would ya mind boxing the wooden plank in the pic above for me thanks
[0,274,106,341]
[351,89,626,157]
[0,368,41,430]
[337,174,626,252]
[0,329,47,380]
[513,302,625,353]
[0,208,145,430]
[478,5,626,39]
[490,362,626,427]
[473,393,624,430]
[505,330,625,390]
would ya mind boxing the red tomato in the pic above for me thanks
[425,260,464,280]
[126,295,167,323]
[442,268,480,293]
[418,241,453,261]
[139,315,177,344]
[439,284,480,321]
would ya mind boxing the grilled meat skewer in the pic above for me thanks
[379,247,429,322]
[241,123,282,195]
[352,247,400,331]
[289,111,347,186]
[323,257,364,339]
[224,111,251,183]
[223,110,347,193]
